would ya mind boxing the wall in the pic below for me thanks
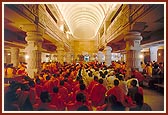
[71,40,98,61]
[157,49,164,63]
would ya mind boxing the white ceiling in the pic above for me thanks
[55,3,114,40]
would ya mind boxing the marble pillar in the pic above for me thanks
[66,52,73,64]
[150,46,158,62]
[104,46,112,67]
[25,31,43,78]
[124,31,143,79]
[57,47,65,64]
[97,51,104,64]
[11,47,19,68]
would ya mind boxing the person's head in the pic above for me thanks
[98,78,104,84]
[60,80,64,86]
[88,71,93,77]
[46,75,50,80]
[9,81,20,91]
[35,78,41,84]
[104,70,108,75]
[80,84,86,91]
[131,79,138,87]
[93,76,98,81]
[29,80,35,87]
[21,83,30,91]
[108,94,125,111]
[53,74,58,78]
[40,91,51,103]
[114,79,119,86]
[79,79,84,84]
[117,74,124,81]
[24,76,31,81]
[53,86,59,93]
[99,71,103,76]
[76,92,86,103]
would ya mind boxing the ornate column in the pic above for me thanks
[66,52,73,64]
[25,31,43,78]
[97,51,104,64]
[4,50,11,64]
[150,46,158,62]
[57,47,65,64]
[104,46,112,67]
[124,31,143,79]
[121,53,126,62]
[11,47,19,68]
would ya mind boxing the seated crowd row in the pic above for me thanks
[4,61,152,111]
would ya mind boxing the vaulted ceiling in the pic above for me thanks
[55,3,114,40]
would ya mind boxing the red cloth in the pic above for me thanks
[53,78,59,87]
[35,84,43,97]
[66,101,83,111]
[73,84,80,93]
[64,82,72,93]
[138,87,143,95]
[87,80,98,94]
[29,87,37,104]
[43,80,55,93]
[50,93,65,111]
[90,84,107,106]
[59,86,69,103]
[106,86,125,103]
[133,71,145,82]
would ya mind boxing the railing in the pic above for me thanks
[105,4,156,43]
[10,4,70,48]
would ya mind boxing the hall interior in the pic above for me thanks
[3,2,166,112]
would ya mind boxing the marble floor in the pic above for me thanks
[143,87,165,111]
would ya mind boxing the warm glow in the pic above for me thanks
[7,53,10,55]
[25,55,29,60]
[158,53,161,56]
[56,3,113,39]
[60,25,64,31]
[139,54,144,59]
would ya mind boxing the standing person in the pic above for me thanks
[145,63,153,77]
[6,64,15,78]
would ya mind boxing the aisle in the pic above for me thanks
[143,87,165,111]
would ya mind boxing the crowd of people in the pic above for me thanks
[4,60,164,111]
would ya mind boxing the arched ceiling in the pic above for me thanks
[55,3,113,40]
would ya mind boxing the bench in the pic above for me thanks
[154,82,164,93]
[154,83,164,88]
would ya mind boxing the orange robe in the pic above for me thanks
[59,86,69,103]
[50,93,65,111]
[90,84,107,106]
[106,86,125,104]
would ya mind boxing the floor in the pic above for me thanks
[143,87,165,111]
